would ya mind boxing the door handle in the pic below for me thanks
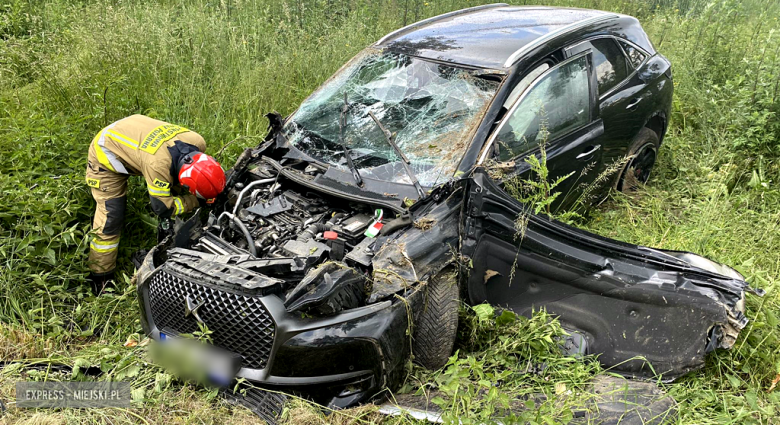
[576,145,601,160]
[626,98,641,110]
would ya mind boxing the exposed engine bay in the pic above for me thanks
[151,154,421,318]
[214,171,379,271]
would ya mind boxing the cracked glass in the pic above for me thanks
[283,50,499,187]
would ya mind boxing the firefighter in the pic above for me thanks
[86,114,226,293]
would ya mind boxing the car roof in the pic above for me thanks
[376,4,616,69]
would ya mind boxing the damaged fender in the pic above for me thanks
[368,186,463,303]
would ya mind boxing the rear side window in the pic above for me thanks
[619,41,647,68]
[589,38,630,95]
[495,55,591,160]
[568,38,629,96]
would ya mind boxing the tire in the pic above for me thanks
[412,268,459,370]
[616,128,660,193]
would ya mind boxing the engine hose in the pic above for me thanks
[327,212,347,225]
[232,178,276,215]
[297,222,332,242]
[218,212,258,257]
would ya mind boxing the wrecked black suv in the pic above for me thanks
[137,5,758,408]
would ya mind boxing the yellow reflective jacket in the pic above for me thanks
[91,114,207,217]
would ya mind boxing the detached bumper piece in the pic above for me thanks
[220,385,287,425]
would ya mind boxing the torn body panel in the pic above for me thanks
[462,169,750,379]
[368,187,462,303]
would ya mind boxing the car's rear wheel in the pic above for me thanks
[616,128,660,193]
[412,268,459,370]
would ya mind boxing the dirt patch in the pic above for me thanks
[484,158,516,180]
[413,217,436,231]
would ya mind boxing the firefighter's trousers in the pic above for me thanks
[86,144,128,275]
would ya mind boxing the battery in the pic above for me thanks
[337,213,372,245]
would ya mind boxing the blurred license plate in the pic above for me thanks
[156,332,242,387]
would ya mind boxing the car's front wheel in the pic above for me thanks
[616,128,660,193]
[412,268,459,370]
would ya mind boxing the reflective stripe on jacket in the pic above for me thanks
[90,115,206,217]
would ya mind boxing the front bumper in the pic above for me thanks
[136,246,415,407]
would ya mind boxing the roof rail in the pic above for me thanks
[502,14,616,67]
[375,3,509,46]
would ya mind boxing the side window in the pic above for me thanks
[495,55,591,161]
[619,40,647,68]
[503,63,550,108]
[568,38,629,95]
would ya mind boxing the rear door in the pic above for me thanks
[565,37,649,188]
[487,52,605,211]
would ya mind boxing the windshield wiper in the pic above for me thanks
[339,92,364,187]
[367,111,427,199]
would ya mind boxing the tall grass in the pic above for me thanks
[1,0,779,423]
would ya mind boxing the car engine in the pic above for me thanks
[162,159,392,316]
[207,182,375,265]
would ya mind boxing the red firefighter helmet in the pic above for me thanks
[178,153,226,200]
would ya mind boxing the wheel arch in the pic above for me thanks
[644,113,667,145]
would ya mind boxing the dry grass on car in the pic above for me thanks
[413,216,436,231]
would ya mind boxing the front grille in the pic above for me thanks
[148,268,276,369]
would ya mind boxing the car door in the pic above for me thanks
[460,169,750,379]
[487,52,606,212]
[565,37,648,190]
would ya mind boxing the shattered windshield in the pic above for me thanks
[283,50,499,187]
